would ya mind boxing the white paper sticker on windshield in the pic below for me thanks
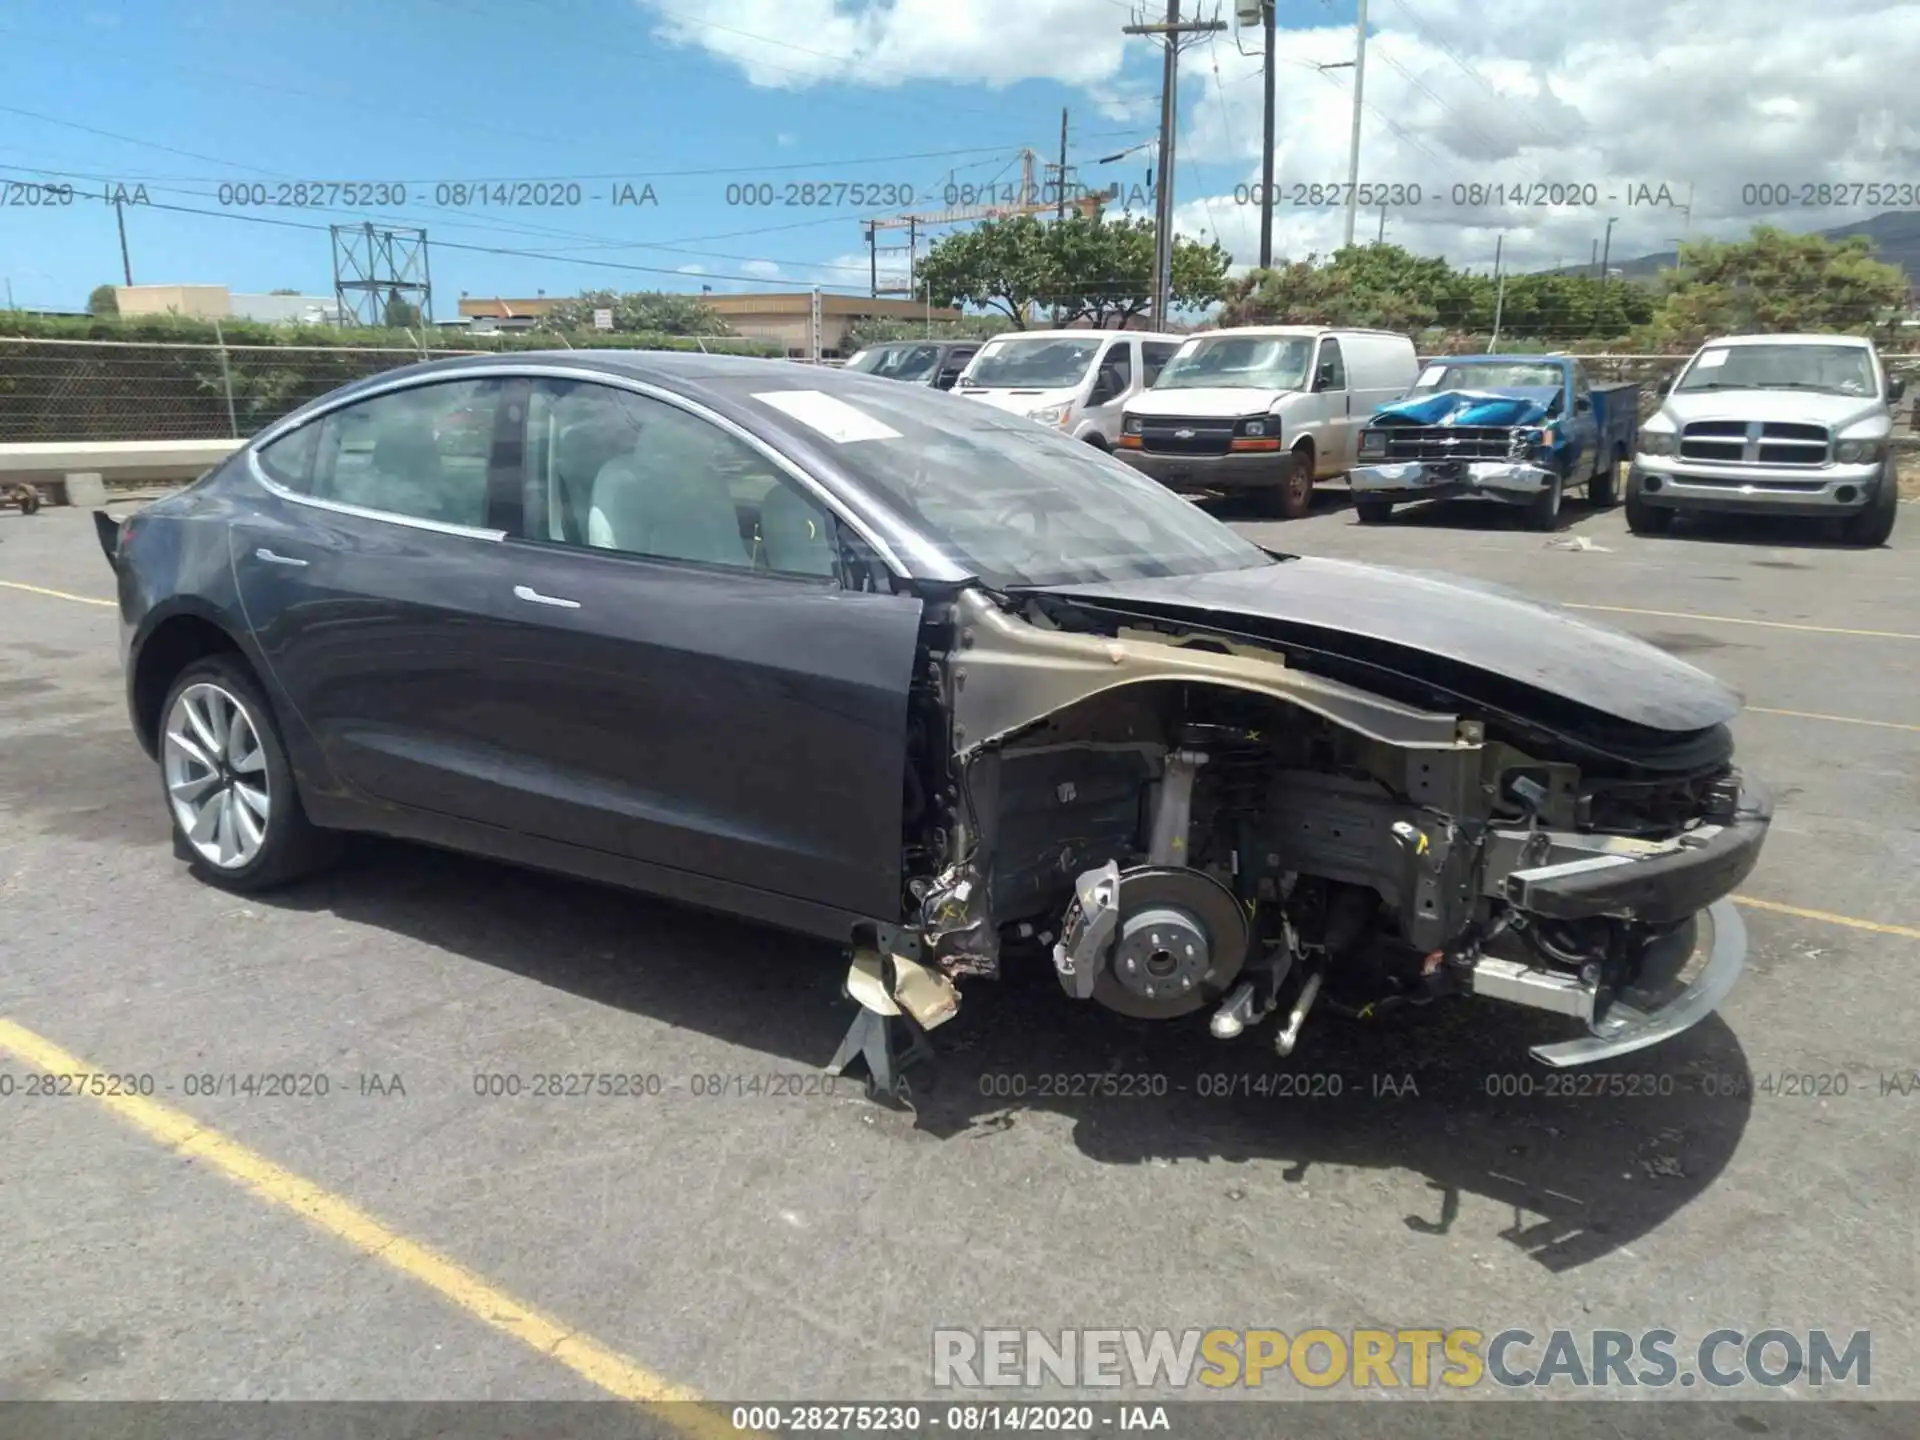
[1417,364,1447,386]
[1695,348,1729,368]
[752,390,902,443]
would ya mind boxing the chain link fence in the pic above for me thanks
[4,337,1917,446]
[0,337,821,445]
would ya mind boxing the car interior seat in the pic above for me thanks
[587,442,751,568]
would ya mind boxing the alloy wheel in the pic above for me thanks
[163,681,272,869]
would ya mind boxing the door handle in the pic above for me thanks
[255,547,308,567]
[513,583,581,610]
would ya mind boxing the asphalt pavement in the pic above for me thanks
[1,488,1916,1418]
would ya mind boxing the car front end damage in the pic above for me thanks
[1351,389,1564,507]
[831,574,1768,1088]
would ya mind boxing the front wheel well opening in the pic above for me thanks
[133,616,249,755]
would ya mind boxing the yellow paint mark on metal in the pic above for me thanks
[0,1017,743,1438]
[0,579,116,607]
[1746,707,1920,734]
[1563,602,1920,642]
[1734,897,1920,941]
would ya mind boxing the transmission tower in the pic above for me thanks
[331,222,433,327]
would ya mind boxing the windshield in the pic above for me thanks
[1677,343,1879,397]
[959,336,1102,390]
[1154,335,1313,391]
[1415,361,1563,391]
[844,343,944,381]
[740,379,1275,588]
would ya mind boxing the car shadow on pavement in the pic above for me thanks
[1627,511,1890,550]
[261,835,1755,1278]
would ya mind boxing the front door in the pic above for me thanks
[488,376,923,920]
[1312,337,1354,473]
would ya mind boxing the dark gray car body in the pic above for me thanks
[105,352,1762,995]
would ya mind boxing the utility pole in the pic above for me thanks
[1488,234,1506,352]
[1053,107,1069,324]
[1260,1,1276,268]
[114,195,133,285]
[1342,0,1369,249]
[866,224,878,299]
[1597,215,1618,336]
[1125,2,1225,326]
[1376,200,1387,244]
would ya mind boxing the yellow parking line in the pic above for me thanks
[0,579,116,607]
[1746,707,1920,733]
[1734,897,1920,941]
[1563,602,1920,642]
[0,1017,737,1437]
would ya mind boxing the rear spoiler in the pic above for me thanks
[92,509,122,569]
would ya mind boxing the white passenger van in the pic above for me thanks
[1118,326,1419,517]
[953,329,1186,449]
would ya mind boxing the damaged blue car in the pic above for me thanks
[1350,356,1639,529]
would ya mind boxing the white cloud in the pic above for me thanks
[739,258,784,278]
[643,0,1920,274]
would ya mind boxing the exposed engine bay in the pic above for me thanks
[838,581,1770,1084]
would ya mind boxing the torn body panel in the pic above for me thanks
[888,583,1767,1069]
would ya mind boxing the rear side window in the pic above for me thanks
[309,379,511,529]
[256,422,321,491]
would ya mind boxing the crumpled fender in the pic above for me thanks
[1373,388,1554,428]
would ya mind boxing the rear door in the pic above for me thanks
[231,374,543,824]
[489,376,923,920]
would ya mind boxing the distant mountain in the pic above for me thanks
[1539,211,1920,284]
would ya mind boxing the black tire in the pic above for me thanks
[1258,446,1315,519]
[1624,473,1674,534]
[1841,470,1899,547]
[1354,497,1395,524]
[157,655,338,893]
[19,489,41,516]
[1523,471,1564,531]
[1589,453,1619,508]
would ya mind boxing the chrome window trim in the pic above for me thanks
[245,361,912,577]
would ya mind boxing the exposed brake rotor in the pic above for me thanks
[1056,863,1250,1020]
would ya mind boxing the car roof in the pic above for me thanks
[1702,333,1875,348]
[977,329,1183,342]
[1193,325,1407,339]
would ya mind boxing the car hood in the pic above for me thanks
[1659,388,1889,430]
[1126,386,1293,419]
[1030,556,1742,734]
[957,386,1080,414]
[1373,387,1560,427]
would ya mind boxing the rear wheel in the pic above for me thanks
[1523,471,1564,531]
[1354,497,1395,524]
[159,656,338,893]
[1624,473,1674,534]
[1841,470,1899,547]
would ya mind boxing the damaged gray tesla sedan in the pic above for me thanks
[96,353,1769,1089]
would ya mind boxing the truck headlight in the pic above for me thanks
[1836,438,1887,464]
[1639,429,1678,457]
[1123,416,1143,435]
[1028,405,1070,427]
[1358,429,1385,457]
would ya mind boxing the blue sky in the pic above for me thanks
[2,0,1913,313]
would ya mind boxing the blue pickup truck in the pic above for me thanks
[1349,355,1640,529]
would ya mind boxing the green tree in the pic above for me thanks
[382,292,421,328]
[538,288,733,336]
[843,314,1012,350]
[1637,226,1909,348]
[915,214,1231,329]
[87,284,119,316]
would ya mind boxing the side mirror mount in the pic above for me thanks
[1091,367,1125,404]
[1661,371,1679,396]
[1575,394,1592,413]
[1889,374,1907,402]
[1313,363,1337,392]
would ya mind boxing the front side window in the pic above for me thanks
[307,378,508,528]
[1099,340,1133,391]
[523,380,840,579]
[1316,338,1347,390]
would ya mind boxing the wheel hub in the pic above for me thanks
[162,681,272,871]
[1111,905,1212,1002]
[1086,865,1250,1020]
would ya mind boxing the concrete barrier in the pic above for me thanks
[0,439,244,492]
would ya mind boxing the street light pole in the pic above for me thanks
[1342,0,1368,249]
[1259,0,1276,268]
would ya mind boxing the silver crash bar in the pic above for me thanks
[1468,900,1746,1067]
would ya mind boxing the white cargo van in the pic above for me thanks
[952,329,1186,448]
[1117,326,1419,517]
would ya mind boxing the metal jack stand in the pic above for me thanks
[825,946,950,1105]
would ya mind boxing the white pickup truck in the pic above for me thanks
[1628,333,1906,545]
